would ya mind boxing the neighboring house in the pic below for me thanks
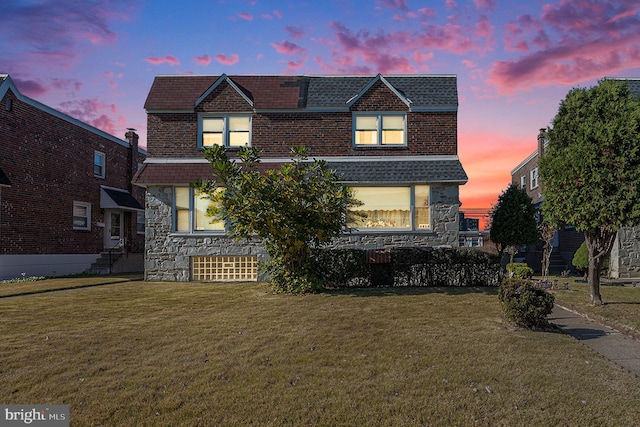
[511,128,584,273]
[512,82,640,278]
[134,74,468,282]
[458,211,494,253]
[0,74,147,280]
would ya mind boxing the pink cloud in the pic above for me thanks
[57,98,121,135]
[146,55,180,66]
[271,40,306,55]
[445,0,457,10]
[413,51,434,64]
[273,10,283,19]
[462,59,476,68]
[285,59,306,73]
[0,1,131,71]
[418,8,436,16]
[472,0,495,12]
[13,78,48,97]
[238,12,253,21]
[194,55,211,66]
[285,26,305,40]
[215,53,239,65]
[489,0,640,92]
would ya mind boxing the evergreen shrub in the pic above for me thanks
[506,262,534,279]
[498,278,555,328]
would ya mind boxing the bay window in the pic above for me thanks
[200,115,251,148]
[348,185,430,230]
[354,113,406,146]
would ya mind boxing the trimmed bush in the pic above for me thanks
[506,263,533,279]
[498,278,555,328]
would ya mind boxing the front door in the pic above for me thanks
[105,210,123,249]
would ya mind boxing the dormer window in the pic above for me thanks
[200,115,251,148]
[354,113,406,146]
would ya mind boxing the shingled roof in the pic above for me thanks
[144,74,458,112]
[133,158,467,187]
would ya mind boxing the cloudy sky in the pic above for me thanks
[2,0,639,222]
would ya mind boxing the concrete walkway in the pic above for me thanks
[549,305,640,378]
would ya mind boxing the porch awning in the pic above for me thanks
[100,186,143,211]
[0,166,10,187]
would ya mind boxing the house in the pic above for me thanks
[0,74,146,280]
[510,129,584,273]
[134,74,468,282]
[512,79,640,278]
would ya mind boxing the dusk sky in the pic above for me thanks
[2,0,640,223]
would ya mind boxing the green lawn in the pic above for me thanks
[550,276,640,334]
[1,279,639,426]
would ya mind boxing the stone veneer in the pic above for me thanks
[144,184,461,282]
[609,226,640,279]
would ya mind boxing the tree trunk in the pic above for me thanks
[587,256,603,305]
[584,228,617,306]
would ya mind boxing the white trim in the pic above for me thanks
[511,150,538,175]
[346,74,412,108]
[195,74,254,108]
[0,74,130,148]
[143,155,462,164]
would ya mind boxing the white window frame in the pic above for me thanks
[94,151,105,178]
[198,114,252,148]
[348,185,431,231]
[73,201,91,231]
[520,175,527,190]
[530,167,539,189]
[173,187,226,233]
[353,113,406,146]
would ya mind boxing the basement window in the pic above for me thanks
[192,256,258,281]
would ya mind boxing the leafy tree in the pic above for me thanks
[194,145,361,293]
[540,79,640,305]
[489,184,539,264]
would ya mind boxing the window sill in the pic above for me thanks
[353,145,408,150]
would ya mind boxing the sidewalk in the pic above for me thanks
[549,304,640,378]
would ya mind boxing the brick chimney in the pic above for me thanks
[538,128,546,158]
[125,128,139,191]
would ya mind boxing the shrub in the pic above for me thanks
[498,278,555,328]
[572,242,609,279]
[506,263,533,279]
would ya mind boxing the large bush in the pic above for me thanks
[498,278,555,329]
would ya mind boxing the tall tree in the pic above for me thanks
[194,145,361,293]
[540,79,640,305]
[489,184,539,264]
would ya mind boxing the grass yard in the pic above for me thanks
[1,280,640,426]
[550,276,640,334]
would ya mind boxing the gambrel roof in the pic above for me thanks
[144,74,458,112]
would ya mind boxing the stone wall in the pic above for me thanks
[144,184,460,282]
[610,226,640,279]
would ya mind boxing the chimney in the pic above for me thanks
[538,128,546,158]
[125,128,139,191]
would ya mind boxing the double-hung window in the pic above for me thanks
[73,201,91,231]
[530,167,539,189]
[174,187,225,233]
[200,115,251,148]
[348,185,430,230]
[354,113,406,146]
[94,151,105,178]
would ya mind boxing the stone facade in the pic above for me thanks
[144,183,460,282]
[610,226,640,279]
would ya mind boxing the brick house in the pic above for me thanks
[512,80,640,278]
[0,74,146,280]
[510,129,583,273]
[134,74,468,281]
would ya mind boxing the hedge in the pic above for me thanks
[311,247,501,289]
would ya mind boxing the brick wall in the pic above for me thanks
[147,79,457,158]
[0,88,145,255]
